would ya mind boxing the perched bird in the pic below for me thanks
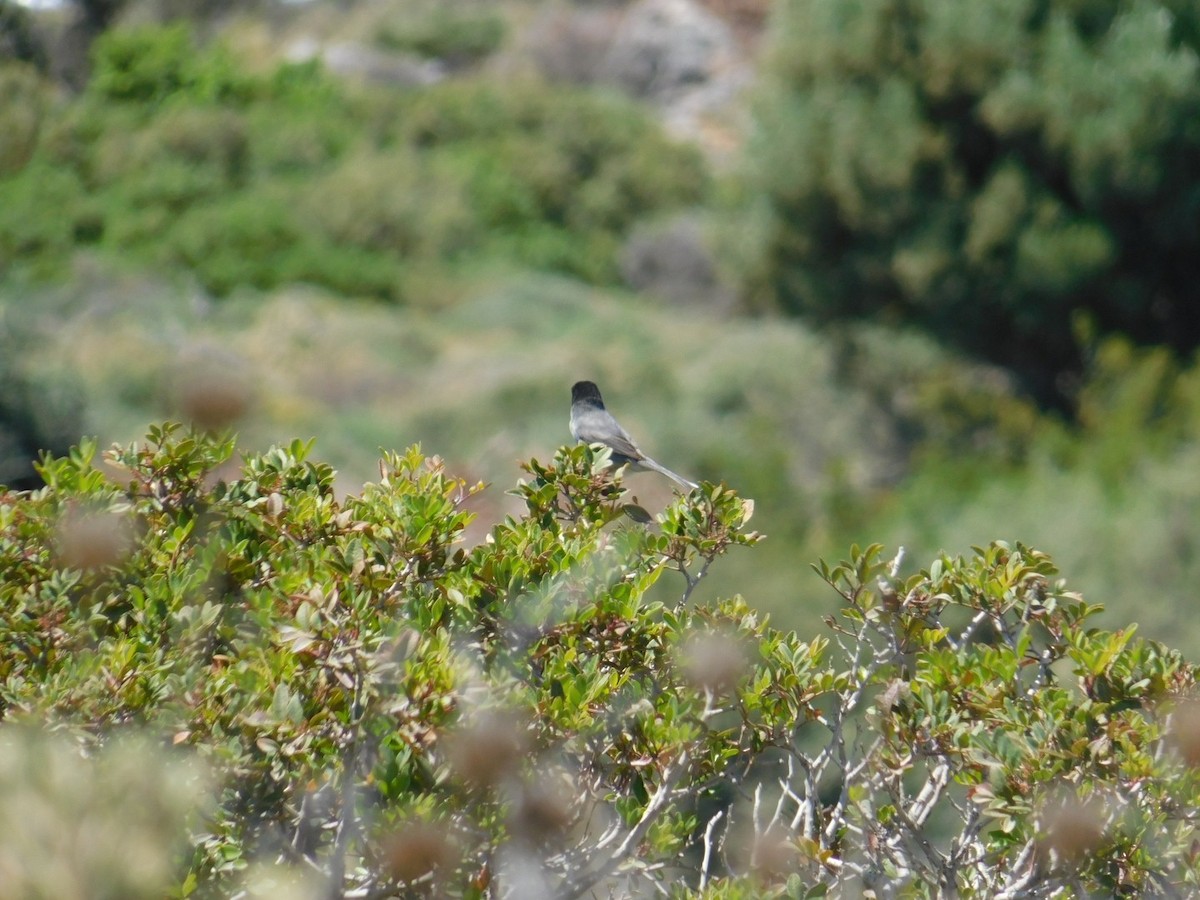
[569,381,697,490]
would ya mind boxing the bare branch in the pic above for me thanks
[558,753,692,900]
[698,809,725,891]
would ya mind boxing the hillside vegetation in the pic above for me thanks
[1,21,706,296]
[5,0,1200,893]
[3,1,1200,649]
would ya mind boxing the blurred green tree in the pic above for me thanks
[754,0,1200,405]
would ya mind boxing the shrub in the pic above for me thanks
[243,103,352,176]
[89,22,256,106]
[376,5,506,67]
[1,425,1198,895]
[245,60,357,175]
[299,148,479,261]
[90,105,248,203]
[754,0,1200,404]
[0,162,91,272]
[159,188,409,300]
[395,79,709,280]
[3,33,705,295]
[279,241,408,303]
[395,80,708,214]
[863,335,1200,652]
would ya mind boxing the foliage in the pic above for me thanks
[800,542,1200,896]
[386,78,709,282]
[0,22,705,298]
[2,425,1199,895]
[376,4,507,66]
[89,22,257,105]
[754,0,1200,404]
[862,335,1200,651]
[10,256,1200,656]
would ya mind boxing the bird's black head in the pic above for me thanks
[571,381,605,408]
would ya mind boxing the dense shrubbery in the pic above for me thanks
[376,3,507,67]
[2,426,1199,896]
[0,23,706,297]
[863,335,1200,649]
[89,21,257,104]
[6,3,1200,886]
[754,0,1200,403]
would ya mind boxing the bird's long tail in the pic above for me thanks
[642,457,698,491]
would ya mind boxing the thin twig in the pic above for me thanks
[699,809,725,891]
[558,753,691,900]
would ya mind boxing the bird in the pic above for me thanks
[569,381,697,490]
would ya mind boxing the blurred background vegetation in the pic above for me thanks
[3,0,1200,650]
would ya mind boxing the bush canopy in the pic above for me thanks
[1,426,1199,896]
